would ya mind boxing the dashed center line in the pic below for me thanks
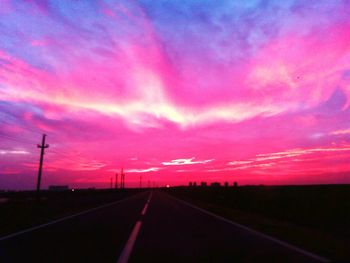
[147,192,152,203]
[116,221,142,263]
[141,203,149,216]
[116,191,152,263]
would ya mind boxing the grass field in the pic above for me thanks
[167,185,350,262]
[0,189,142,237]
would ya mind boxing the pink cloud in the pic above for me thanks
[162,158,214,166]
[331,129,350,135]
[2,1,350,189]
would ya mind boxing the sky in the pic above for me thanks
[1,0,350,190]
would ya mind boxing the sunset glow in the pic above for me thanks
[1,1,350,189]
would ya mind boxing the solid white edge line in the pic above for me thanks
[166,193,330,263]
[0,193,143,242]
[116,221,142,263]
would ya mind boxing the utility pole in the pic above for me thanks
[36,134,49,193]
[120,168,125,189]
[120,169,123,189]
[115,173,118,189]
[123,168,125,189]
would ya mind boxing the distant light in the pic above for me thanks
[71,189,75,192]
[166,184,170,188]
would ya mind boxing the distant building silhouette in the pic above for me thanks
[189,182,193,187]
[210,182,221,187]
[224,182,229,187]
[193,182,197,187]
[200,182,207,187]
[234,182,238,187]
[48,185,69,191]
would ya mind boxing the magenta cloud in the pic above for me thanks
[1,0,350,189]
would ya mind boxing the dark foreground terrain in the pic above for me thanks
[0,190,328,263]
[166,185,350,262]
[0,188,143,236]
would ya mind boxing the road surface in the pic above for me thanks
[0,190,329,263]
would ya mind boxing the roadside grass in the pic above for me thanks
[167,185,350,262]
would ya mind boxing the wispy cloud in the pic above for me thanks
[126,167,161,173]
[330,129,350,135]
[227,160,253,166]
[162,158,214,166]
[0,149,30,155]
[23,156,108,172]
[225,146,350,173]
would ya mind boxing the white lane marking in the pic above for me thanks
[142,191,152,215]
[167,193,330,263]
[116,190,152,263]
[0,193,143,242]
[141,203,149,216]
[147,191,153,203]
[117,221,142,263]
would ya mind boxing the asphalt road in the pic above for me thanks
[0,190,328,263]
